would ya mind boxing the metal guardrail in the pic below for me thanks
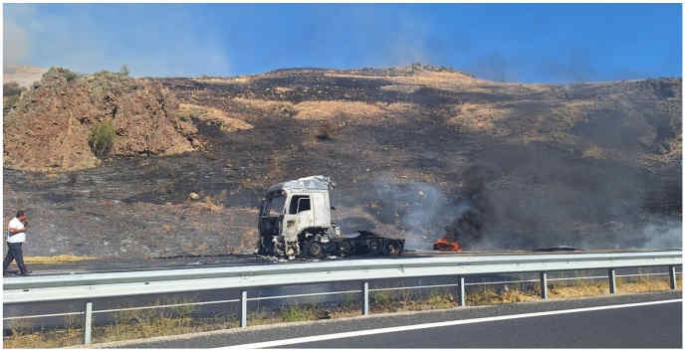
[4,251,681,303]
[3,250,682,345]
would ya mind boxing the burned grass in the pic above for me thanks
[3,64,681,259]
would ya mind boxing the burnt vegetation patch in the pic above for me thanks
[3,64,682,258]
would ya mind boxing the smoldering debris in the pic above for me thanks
[443,206,486,249]
[367,171,681,251]
[371,180,471,250]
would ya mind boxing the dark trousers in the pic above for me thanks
[4,242,28,274]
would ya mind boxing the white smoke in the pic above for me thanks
[373,180,470,250]
[3,4,231,77]
[640,218,682,250]
[3,4,33,68]
[370,176,682,252]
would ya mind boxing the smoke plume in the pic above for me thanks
[372,181,470,250]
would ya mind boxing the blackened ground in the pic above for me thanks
[3,67,681,259]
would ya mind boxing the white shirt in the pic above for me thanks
[7,217,26,243]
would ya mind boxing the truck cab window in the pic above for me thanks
[267,195,285,216]
[289,195,311,214]
[298,198,311,213]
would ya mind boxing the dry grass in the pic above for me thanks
[3,314,84,348]
[3,313,239,348]
[274,86,293,94]
[325,69,552,96]
[391,70,482,89]
[370,289,460,313]
[468,286,540,306]
[178,104,253,132]
[191,76,252,85]
[294,100,385,121]
[446,103,511,135]
[19,255,98,265]
[549,275,681,299]
[249,303,360,327]
[324,70,483,90]
[233,98,412,125]
[2,298,238,348]
[617,276,677,293]
[580,144,610,159]
[3,275,679,348]
[549,281,609,299]
[380,84,424,94]
[231,97,290,113]
[640,135,682,168]
[199,190,228,213]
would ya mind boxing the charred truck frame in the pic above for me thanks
[258,175,405,259]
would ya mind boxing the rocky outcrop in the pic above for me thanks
[4,67,198,172]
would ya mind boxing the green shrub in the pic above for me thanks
[280,305,316,322]
[59,68,78,82]
[45,66,78,82]
[89,120,116,157]
[371,291,393,308]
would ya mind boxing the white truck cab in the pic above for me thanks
[258,176,339,258]
[257,175,403,259]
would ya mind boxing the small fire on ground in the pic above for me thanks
[433,236,462,252]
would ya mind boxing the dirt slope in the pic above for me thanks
[3,64,681,258]
[4,68,199,172]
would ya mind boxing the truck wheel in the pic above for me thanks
[338,241,353,256]
[367,240,381,255]
[306,242,324,258]
[383,241,401,256]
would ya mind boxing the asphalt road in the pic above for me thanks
[281,299,682,348]
[100,291,681,349]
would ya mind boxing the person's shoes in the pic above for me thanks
[20,271,31,276]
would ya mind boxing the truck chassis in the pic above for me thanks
[257,176,405,260]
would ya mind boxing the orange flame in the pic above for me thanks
[433,236,462,252]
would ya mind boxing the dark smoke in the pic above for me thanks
[371,155,681,251]
[443,154,682,250]
[372,180,470,250]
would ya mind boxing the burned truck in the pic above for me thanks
[257,175,405,259]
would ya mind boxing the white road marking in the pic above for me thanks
[218,299,682,349]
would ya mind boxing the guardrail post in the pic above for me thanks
[669,265,677,290]
[608,269,616,294]
[240,290,247,328]
[84,302,93,345]
[362,282,370,315]
[458,276,466,306]
[540,272,548,299]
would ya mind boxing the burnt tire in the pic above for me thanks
[367,239,381,255]
[305,241,324,258]
[383,241,401,256]
[338,241,353,256]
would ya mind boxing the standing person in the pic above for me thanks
[3,210,31,276]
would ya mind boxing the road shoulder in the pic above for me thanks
[89,291,681,349]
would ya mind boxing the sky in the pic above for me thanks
[3,3,682,83]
